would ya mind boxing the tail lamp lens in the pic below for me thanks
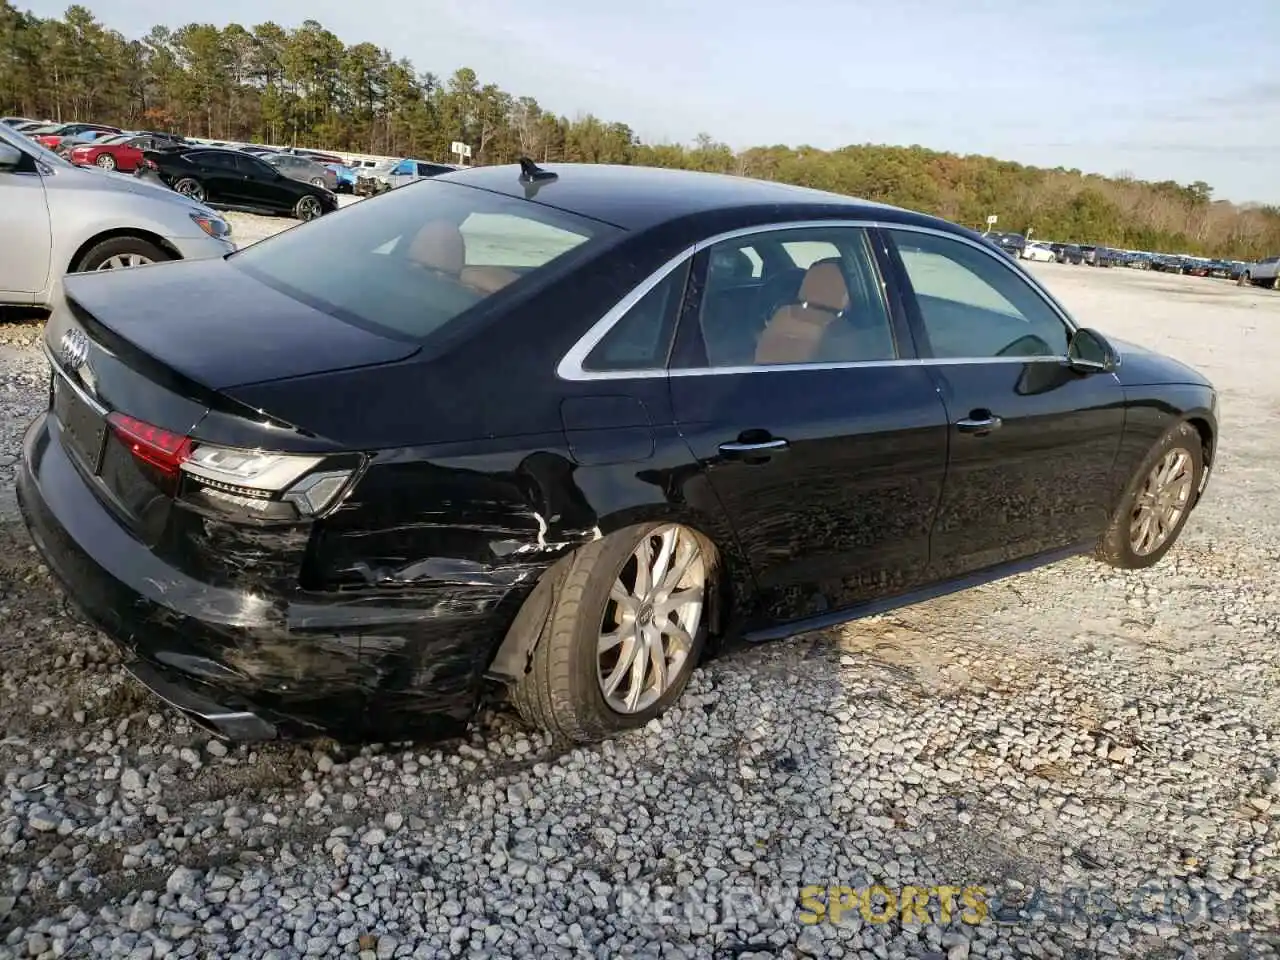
[107,413,354,519]
[107,413,191,474]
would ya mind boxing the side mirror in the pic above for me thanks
[1068,327,1119,374]
[0,141,23,171]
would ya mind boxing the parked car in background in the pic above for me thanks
[1049,243,1084,265]
[2,116,39,127]
[239,145,279,158]
[262,151,339,191]
[137,146,338,221]
[355,157,458,196]
[1021,241,1057,262]
[0,122,233,308]
[981,230,1027,259]
[1081,245,1117,267]
[327,163,358,193]
[11,120,48,133]
[16,162,1217,744]
[132,130,188,146]
[68,133,179,173]
[283,147,347,166]
[1238,255,1280,288]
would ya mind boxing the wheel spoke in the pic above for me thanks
[602,638,639,697]
[656,586,700,617]
[646,627,668,694]
[598,629,626,655]
[649,528,677,591]
[633,537,653,596]
[660,541,700,594]
[610,580,637,613]
[624,635,650,712]
[664,623,694,656]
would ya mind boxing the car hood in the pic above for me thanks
[49,161,218,217]
[61,257,421,390]
[1109,337,1211,388]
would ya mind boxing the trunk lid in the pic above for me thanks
[59,257,421,390]
[41,293,351,593]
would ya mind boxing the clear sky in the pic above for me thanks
[28,0,1280,203]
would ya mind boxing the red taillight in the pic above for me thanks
[107,413,192,475]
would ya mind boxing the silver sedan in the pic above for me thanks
[0,123,234,309]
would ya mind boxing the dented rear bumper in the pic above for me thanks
[17,411,534,741]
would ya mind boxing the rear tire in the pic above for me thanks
[95,153,116,171]
[512,523,711,742]
[1095,421,1203,570]
[172,177,205,202]
[74,236,169,273]
[294,195,323,221]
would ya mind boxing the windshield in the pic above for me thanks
[231,178,621,343]
[0,122,71,167]
[369,159,400,174]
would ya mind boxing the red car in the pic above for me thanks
[68,134,170,173]
[28,122,121,149]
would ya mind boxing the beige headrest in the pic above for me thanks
[798,260,849,313]
[407,220,465,274]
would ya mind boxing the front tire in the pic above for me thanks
[512,523,711,742]
[74,236,169,273]
[1096,421,1203,570]
[95,153,116,171]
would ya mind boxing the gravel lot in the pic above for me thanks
[1,227,1278,959]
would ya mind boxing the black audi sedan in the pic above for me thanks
[18,162,1218,744]
[136,146,339,221]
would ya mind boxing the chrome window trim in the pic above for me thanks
[555,218,1081,382]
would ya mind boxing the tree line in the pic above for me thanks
[3,3,1278,259]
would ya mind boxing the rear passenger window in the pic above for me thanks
[583,263,689,372]
[888,229,1071,359]
[685,226,897,368]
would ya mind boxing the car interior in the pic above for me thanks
[695,233,897,367]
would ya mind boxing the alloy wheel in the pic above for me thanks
[1130,447,1194,556]
[298,197,322,220]
[95,154,116,170]
[597,525,705,714]
[95,253,154,270]
[176,180,204,202]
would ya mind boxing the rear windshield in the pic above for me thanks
[230,178,620,342]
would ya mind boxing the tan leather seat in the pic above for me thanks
[754,259,850,364]
[405,220,520,294]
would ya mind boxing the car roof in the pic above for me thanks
[437,162,906,231]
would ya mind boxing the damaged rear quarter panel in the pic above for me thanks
[301,427,749,735]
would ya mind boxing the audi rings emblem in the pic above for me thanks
[58,328,90,369]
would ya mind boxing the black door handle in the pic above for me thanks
[718,437,789,460]
[955,410,1003,435]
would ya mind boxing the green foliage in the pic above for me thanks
[3,2,1277,258]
